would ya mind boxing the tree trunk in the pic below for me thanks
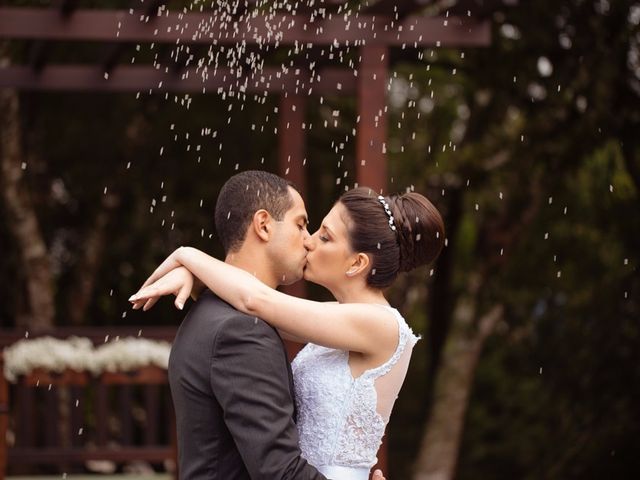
[413,276,503,480]
[0,86,55,332]
[428,188,464,387]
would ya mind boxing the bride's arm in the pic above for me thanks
[130,264,307,344]
[132,247,396,354]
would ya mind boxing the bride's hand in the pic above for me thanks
[129,266,194,311]
[128,248,184,307]
[372,469,386,480]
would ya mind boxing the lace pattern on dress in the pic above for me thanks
[291,307,419,469]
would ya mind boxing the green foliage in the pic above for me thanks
[385,0,639,478]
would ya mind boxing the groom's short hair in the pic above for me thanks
[215,170,297,254]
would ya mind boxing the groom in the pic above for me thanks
[153,171,386,479]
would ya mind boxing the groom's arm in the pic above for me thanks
[210,314,327,480]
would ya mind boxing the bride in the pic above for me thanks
[130,183,445,479]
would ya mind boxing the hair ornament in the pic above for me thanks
[378,195,397,232]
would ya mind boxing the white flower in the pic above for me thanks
[3,336,171,382]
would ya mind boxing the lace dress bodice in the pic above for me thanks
[291,306,419,477]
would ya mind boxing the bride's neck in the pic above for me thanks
[330,283,388,306]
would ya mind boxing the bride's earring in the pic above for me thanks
[345,268,357,277]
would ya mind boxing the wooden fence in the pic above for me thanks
[0,327,177,479]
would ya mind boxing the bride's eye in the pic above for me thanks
[319,235,329,243]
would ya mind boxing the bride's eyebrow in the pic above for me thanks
[322,224,335,237]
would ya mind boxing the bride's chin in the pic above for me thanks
[303,270,324,288]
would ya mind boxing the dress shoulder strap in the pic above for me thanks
[362,307,420,380]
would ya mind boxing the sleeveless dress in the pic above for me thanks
[291,306,419,480]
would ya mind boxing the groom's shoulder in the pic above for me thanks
[191,290,274,332]
[192,289,234,312]
[188,289,242,321]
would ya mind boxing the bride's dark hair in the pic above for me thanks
[339,187,445,288]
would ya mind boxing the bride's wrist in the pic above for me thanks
[175,246,197,270]
[174,246,188,265]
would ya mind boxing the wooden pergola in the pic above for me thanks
[0,0,492,193]
[0,0,493,475]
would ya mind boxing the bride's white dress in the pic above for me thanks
[291,306,419,480]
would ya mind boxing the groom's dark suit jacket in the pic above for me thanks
[169,290,327,480]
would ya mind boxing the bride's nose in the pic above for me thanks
[304,231,317,251]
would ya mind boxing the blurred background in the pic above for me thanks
[1,0,639,479]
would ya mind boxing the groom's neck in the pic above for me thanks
[224,248,278,289]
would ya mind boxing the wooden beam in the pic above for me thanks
[0,8,491,47]
[445,0,506,18]
[8,447,174,463]
[278,92,308,361]
[0,65,357,94]
[59,0,80,17]
[28,0,81,72]
[102,0,167,73]
[356,45,388,194]
[363,0,434,19]
[278,93,307,197]
[27,41,49,72]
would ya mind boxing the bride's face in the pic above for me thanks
[303,202,357,289]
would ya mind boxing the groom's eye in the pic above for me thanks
[319,235,329,243]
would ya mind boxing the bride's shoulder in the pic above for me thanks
[320,301,400,345]
[349,303,401,346]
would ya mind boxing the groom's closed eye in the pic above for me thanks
[295,215,309,231]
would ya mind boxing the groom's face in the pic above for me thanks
[267,187,310,286]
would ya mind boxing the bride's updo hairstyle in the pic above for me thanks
[338,187,445,288]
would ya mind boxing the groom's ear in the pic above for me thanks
[252,209,272,242]
[345,252,370,277]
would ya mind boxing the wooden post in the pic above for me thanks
[356,45,389,194]
[357,45,390,476]
[278,92,308,360]
[278,92,307,198]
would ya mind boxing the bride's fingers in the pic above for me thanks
[142,297,160,311]
[131,277,158,302]
[131,299,146,310]
[144,282,165,296]
[129,285,160,304]
[129,289,149,302]
[174,278,193,311]
[130,287,162,310]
